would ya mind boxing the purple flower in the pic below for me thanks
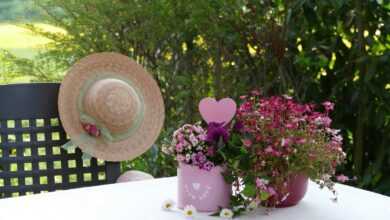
[206,146,216,156]
[189,134,199,146]
[206,122,229,143]
[201,161,215,171]
[198,134,207,141]
[176,154,185,162]
[267,186,277,196]
[196,152,207,164]
[176,143,184,152]
[255,178,268,190]
[192,125,204,134]
[176,133,185,142]
[191,152,207,165]
[322,101,335,112]
[191,153,199,165]
[233,121,244,132]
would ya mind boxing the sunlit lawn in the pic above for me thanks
[0,23,64,83]
[0,23,64,58]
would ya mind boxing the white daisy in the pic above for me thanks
[183,205,197,218]
[162,199,175,211]
[220,208,234,219]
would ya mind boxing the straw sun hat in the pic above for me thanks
[58,52,165,161]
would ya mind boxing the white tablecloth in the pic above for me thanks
[0,177,389,220]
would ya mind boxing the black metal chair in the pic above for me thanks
[0,83,121,198]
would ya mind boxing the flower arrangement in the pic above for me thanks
[162,98,237,213]
[162,92,347,218]
[162,122,229,171]
[225,91,347,213]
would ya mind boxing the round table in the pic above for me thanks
[0,177,389,219]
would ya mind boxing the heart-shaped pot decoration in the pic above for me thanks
[199,97,237,125]
[192,183,201,191]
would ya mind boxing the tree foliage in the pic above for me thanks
[0,0,40,21]
[2,0,390,195]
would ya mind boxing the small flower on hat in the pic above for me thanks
[161,199,175,211]
[82,123,101,137]
[219,208,234,219]
[183,205,197,218]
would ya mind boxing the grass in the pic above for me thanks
[0,23,65,59]
[0,22,65,83]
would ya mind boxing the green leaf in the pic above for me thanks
[239,146,248,155]
[239,155,251,170]
[230,134,243,146]
[243,174,255,183]
[242,184,257,197]
[232,159,240,169]
[223,173,235,184]
[260,191,270,201]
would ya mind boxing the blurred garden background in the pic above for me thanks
[1,0,390,196]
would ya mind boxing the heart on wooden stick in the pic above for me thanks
[198,97,237,125]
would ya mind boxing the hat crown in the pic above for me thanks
[83,78,142,134]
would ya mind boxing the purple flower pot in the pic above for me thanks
[277,174,309,207]
[178,163,232,212]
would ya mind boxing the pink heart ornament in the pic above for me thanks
[199,97,237,125]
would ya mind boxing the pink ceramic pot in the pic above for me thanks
[178,163,232,212]
[277,174,309,207]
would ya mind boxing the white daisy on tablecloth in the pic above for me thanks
[220,208,234,219]
[183,205,197,218]
[161,199,175,211]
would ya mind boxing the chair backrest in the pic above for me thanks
[0,83,121,198]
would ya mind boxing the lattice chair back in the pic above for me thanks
[0,83,121,198]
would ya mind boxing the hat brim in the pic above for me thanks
[58,52,165,161]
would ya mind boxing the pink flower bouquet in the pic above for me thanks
[162,123,215,170]
[225,91,347,213]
